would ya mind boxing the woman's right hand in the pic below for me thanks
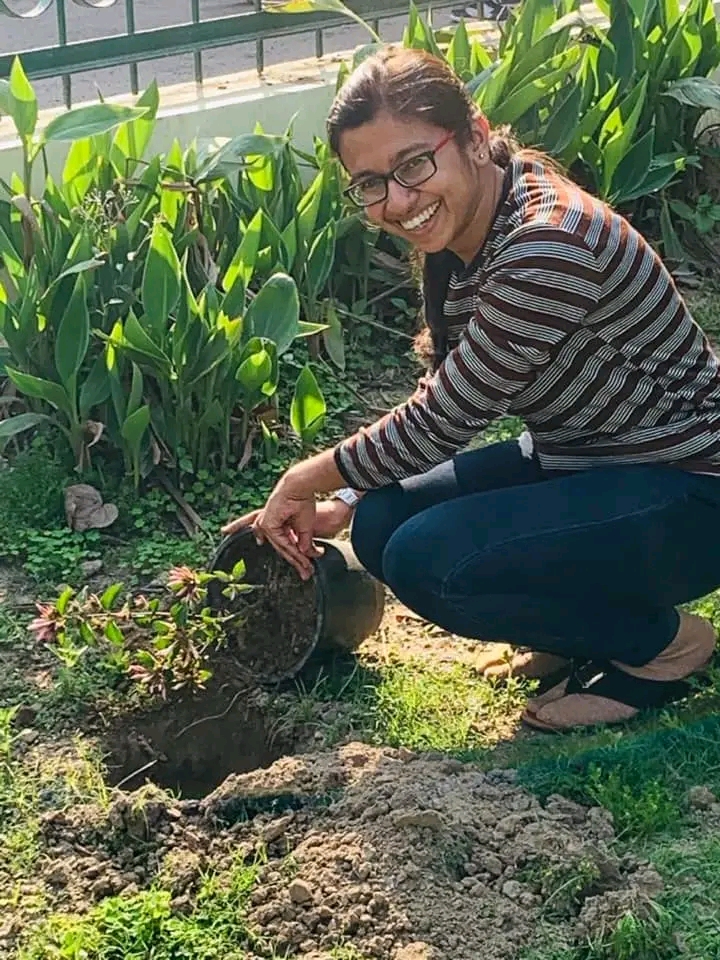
[226,498,354,544]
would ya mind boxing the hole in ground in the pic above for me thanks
[103,686,294,799]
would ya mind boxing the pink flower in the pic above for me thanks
[167,566,201,602]
[28,603,62,644]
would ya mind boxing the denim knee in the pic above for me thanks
[351,486,406,582]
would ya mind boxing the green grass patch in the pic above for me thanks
[17,855,269,960]
[516,714,720,840]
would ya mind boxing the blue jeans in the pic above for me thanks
[351,442,720,665]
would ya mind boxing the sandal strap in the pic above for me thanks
[564,659,691,710]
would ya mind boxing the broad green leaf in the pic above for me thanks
[296,174,324,253]
[43,103,147,143]
[236,344,273,394]
[79,353,112,420]
[610,128,655,202]
[223,210,262,294]
[121,404,151,487]
[662,76,720,110]
[6,368,72,416]
[62,137,98,201]
[619,157,685,203]
[322,301,345,371]
[0,222,24,280]
[244,273,300,355]
[543,83,583,156]
[127,362,144,417]
[0,412,50,448]
[194,133,288,183]
[447,21,472,80]
[183,331,233,387]
[142,220,181,339]
[290,364,326,446]
[55,274,90,387]
[598,74,648,196]
[123,311,172,372]
[8,58,37,139]
[100,583,123,611]
[110,80,160,175]
[491,48,581,127]
[305,220,336,302]
[607,0,638,92]
[297,320,329,336]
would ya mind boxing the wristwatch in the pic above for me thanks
[332,487,362,509]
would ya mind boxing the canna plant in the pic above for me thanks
[0,58,336,480]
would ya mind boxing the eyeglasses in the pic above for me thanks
[343,131,454,208]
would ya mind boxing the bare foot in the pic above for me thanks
[476,643,569,680]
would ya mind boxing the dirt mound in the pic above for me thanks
[31,744,663,960]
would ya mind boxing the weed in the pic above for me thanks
[18,855,269,960]
[517,714,720,840]
[16,527,102,585]
[127,534,209,583]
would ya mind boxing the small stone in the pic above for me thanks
[289,879,314,904]
[394,942,442,960]
[81,559,104,577]
[502,880,525,901]
[393,809,444,830]
[479,853,504,877]
[45,863,68,886]
[261,814,294,844]
[15,728,39,746]
[14,705,37,727]
[91,875,116,900]
[686,785,717,810]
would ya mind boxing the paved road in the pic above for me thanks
[1,0,456,108]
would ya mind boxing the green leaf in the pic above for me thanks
[598,75,648,196]
[322,301,345,371]
[104,621,125,647]
[123,311,172,371]
[127,362,144,417]
[490,48,582,127]
[297,320,329,336]
[660,196,686,262]
[620,157,685,203]
[100,582,124,611]
[142,220,181,340]
[194,132,289,182]
[8,58,37,139]
[6,368,72,417]
[244,273,300,355]
[62,137,98,200]
[110,80,160,175]
[236,343,273,394]
[54,274,90,387]
[662,76,720,110]
[447,21,473,80]
[43,104,148,143]
[305,220,336,302]
[610,128,655,201]
[79,353,112,420]
[290,364,326,446]
[543,83,583,156]
[223,210,262,295]
[121,404,151,487]
[0,412,50,448]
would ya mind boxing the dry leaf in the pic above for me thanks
[65,483,119,532]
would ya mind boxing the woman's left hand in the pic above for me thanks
[221,481,321,580]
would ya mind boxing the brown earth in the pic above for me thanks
[6,742,666,960]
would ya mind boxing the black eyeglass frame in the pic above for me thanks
[342,131,455,208]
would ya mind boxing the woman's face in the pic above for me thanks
[338,111,492,259]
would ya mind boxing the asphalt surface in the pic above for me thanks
[1,0,456,108]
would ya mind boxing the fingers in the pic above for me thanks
[264,531,315,580]
[221,510,261,536]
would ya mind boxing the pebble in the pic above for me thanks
[80,559,104,577]
[686,785,717,810]
[393,809,444,830]
[501,880,525,901]
[261,814,294,844]
[288,879,314,904]
[15,728,39,746]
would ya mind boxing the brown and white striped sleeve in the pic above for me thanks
[334,225,602,489]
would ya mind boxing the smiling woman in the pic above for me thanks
[223,46,720,734]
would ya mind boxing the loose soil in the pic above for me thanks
[8,742,666,960]
[210,532,320,684]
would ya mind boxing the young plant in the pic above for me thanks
[29,562,251,699]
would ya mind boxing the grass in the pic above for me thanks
[18,855,268,960]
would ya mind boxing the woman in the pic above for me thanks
[224,47,720,732]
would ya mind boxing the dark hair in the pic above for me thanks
[327,47,521,371]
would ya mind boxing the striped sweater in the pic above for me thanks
[334,155,720,490]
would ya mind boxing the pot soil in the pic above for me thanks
[208,530,385,684]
